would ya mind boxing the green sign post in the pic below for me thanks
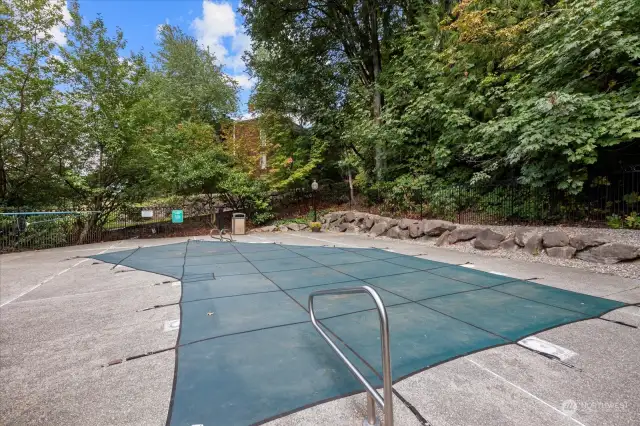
[171,210,183,224]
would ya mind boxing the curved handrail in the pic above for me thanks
[308,285,393,426]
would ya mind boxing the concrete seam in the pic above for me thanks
[0,241,122,308]
[466,358,587,426]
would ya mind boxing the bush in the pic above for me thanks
[361,174,440,215]
[220,172,273,225]
[624,212,640,229]
[309,221,322,231]
[607,214,623,229]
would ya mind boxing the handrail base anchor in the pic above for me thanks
[363,394,380,426]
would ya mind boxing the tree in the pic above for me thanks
[145,25,240,196]
[241,0,419,180]
[0,0,72,206]
[469,0,640,192]
[377,0,639,191]
[58,1,155,221]
[152,25,237,125]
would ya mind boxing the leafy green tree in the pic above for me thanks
[470,0,640,192]
[378,0,639,191]
[258,113,327,189]
[144,25,239,197]
[0,0,72,206]
[152,25,237,125]
[241,0,423,179]
[58,1,155,221]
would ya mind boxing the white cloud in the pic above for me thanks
[232,74,253,89]
[191,1,236,62]
[191,1,250,73]
[50,0,71,45]
[229,32,251,72]
[16,0,70,44]
[156,19,170,40]
[237,111,257,121]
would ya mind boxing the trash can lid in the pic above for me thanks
[232,213,246,218]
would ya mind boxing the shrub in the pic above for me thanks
[624,212,640,229]
[607,214,623,229]
[309,221,322,232]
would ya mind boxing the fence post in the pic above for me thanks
[457,186,461,224]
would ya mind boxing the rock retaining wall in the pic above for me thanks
[251,211,640,265]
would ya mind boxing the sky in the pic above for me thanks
[54,0,254,117]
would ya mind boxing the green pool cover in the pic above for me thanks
[91,240,626,426]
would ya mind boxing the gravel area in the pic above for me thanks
[378,225,640,280]
[457,224,640,247]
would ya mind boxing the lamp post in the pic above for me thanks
[311,179,319,222]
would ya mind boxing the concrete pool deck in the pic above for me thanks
[1,232,638,425]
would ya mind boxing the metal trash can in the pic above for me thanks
[231,213,246,235]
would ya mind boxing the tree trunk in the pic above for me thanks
[348,168,354,207]
[368,0,385,181]
[77,212,99,245]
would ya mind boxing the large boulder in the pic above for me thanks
[547,246,576,259]
[387,218,399,228]
[397,218,416,230]
[448,227,483,244]
[278,225,289,232]
[369,221,390,237]
[327,212,342,222]
[499,238,519,251]
[363,216,376,230]
[387,226,402,238]
[344,212,356,223]
[286,223,302,231]
[436,230,451,246]
[514,227,536,247]
[387,226,410,240]
[524,234,543,255]
[569,234,609,251]
[261,225,276,233]
[542,231,569,248]
[576,243,640,264]
[409,221,425,238]
[423,220,456,237]
[329,216,344,227]
[344,224,358,233]
[354,212,367,225]
[338,222,351,232]
[473,229,505,250]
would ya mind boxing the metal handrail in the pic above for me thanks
[308,286,393,426]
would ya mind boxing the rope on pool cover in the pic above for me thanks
[110,245,141,270]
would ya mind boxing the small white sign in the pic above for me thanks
[141,210,153,218]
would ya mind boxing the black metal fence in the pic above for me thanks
[0,205,231,253]
[277,170,640,228]
[2,168,638,253]
[352,183,638,226]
